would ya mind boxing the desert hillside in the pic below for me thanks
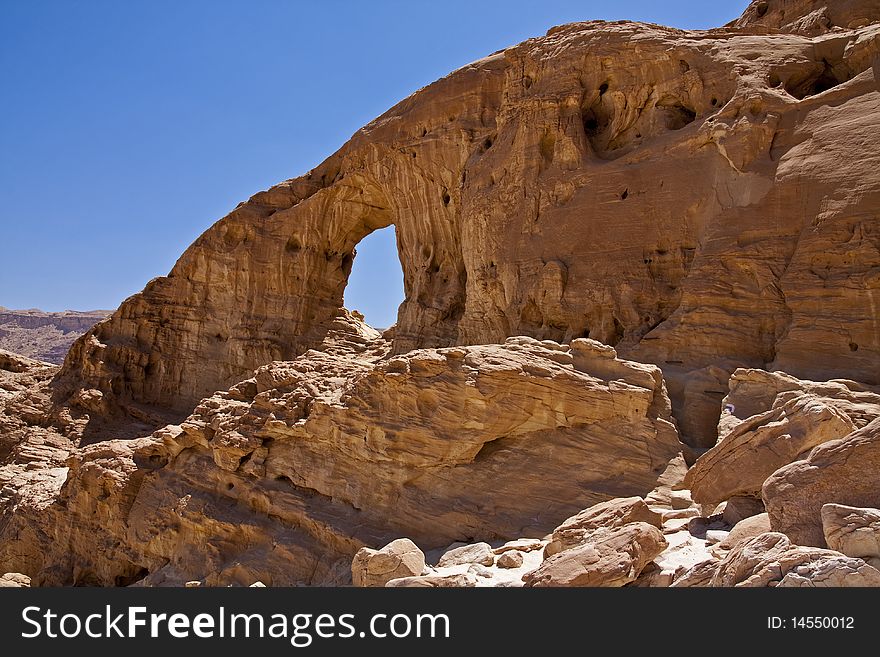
[0,307,110,364]
[0,0,879,588]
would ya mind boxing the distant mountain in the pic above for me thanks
[0,307,111,364]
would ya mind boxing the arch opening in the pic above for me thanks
[343,225,405,331]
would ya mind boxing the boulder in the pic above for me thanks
[722,496,765,526]
[437,542,495,568]
[821,503,880,563]
[544,497,663,557]
[670,560,719,588]
[764,418,880,547]
[718,513,772,551]
[0,572,31,588]
[496,551,524,569]
[777,557,880,587]
[386,573,477,588]
[524,523,666,587]
[352,539,425,588]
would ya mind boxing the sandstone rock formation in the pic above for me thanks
[0,335,680,585]
[763,417,880,547]
[0,308,109,364]
[0,0,879,589]
[686,393,856,505]
[45,0,880,451]
[733,0,880,34]
[0,572,31,588]
[0,349,55,404]
[718,368,880,440]
[718,513,772,551]
[437,543,496,568]
[710,532,880,587]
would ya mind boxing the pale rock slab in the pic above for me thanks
[352,539,426,588]
[821,503,880,561]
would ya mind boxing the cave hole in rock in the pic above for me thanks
[783,59,858,99]
[343,225,405,330]
[658,101,696,130]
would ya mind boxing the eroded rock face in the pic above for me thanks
[763,418,880,547]
[0,572,31,588]
[734,0,880,34]
[2,0,879,590]
[48,4,880,450]
[718,369,880,440]
[0,336,681,586]
[686,393,856,505]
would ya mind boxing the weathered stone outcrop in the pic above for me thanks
[763,418,880,547]
[710,532,880,587]
[686,393,856,505]
[733,0,880,34]
[0,336,681,585]
[1,0,880,590]
[0,349,55,405]
[683,368,880,510]
[48,4,880,449]
[718,368,880,440]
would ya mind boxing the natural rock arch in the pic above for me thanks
[54,14,880,447]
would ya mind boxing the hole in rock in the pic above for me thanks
[620,189,629,200]
[343,225,405,330]
[599,82,609,95]
[285,236,302,253]
[711,97,718,106]
[783,59,856,99]
[659,101,696,130]
[756,1,769,18]
[849,342,859,352]
[441,191,451,206]
[115,568,150,587]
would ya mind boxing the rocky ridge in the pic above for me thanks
[0,307,110,364]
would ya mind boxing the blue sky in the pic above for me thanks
[0,1,749,327]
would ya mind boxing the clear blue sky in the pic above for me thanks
[0,1,749,327]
